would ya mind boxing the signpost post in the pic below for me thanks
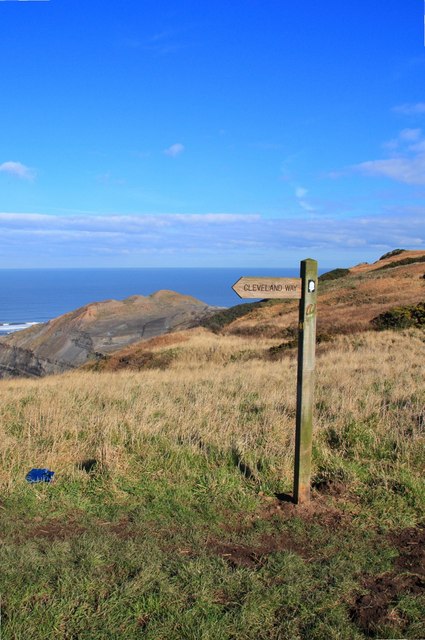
[232,259,318,505]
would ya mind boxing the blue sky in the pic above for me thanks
[1,0,424,268]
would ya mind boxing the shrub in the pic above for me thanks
[201,302,261,332]
[318,268,350,282]
[376,255,425,271]
[379,249,406,260]
[267,330,332,358]
[371,302,425,330]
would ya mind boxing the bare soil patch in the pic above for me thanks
[211,493,350,569]
[350,523,425,635]
[391,522,425,577]
[15,515,142,543]
[210,540,264,568]
[98,517,138,540]
[270,491,352,527]
[23,516,87,542]
[210,529,312,569]
[350,572,425,635]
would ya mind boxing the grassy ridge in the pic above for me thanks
[376,254,425,271]
[318,267,350,282]
[0,330,424,638]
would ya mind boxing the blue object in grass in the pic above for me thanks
[25,468,55,483]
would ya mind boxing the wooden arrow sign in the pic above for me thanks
[232,277,302,300]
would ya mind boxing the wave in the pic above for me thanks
[0,322,41,335]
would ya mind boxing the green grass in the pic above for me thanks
[1,431,424,639]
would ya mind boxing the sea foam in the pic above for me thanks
[0,322,40,335]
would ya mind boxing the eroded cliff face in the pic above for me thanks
[0,290,218,378]
[0,343,71,378]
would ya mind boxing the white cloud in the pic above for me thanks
[352,129,425,185]
[295,186,316,212]
[409,139,425,153]
[0,161,36,181]
[393,103,425,115]
[298,200,316,212]
[164,143,185,157]
[398,128,422,142]
[0,211,422,267]
[355,156,425,185]
[382,129,422,150]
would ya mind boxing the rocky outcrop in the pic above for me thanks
[0,343,71,378]
[0,290,218,378]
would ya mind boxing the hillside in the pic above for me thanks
[220,249,425,339]
[0,325,423,638]
[86,250,425,371]
[0,290,217,378]
[1,251,423,379]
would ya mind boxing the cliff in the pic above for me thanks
[0,290,218,378]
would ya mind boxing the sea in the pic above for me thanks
[0,267,306,336]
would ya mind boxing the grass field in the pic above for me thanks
[0,328,424,639]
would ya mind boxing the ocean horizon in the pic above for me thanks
[0,267,332,335]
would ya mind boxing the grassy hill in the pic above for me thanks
[217,249,425,339]
[81,249,425,374]
[0,320,424,638]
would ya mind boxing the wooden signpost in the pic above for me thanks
[232,259,318,504]
[232,277,302,300]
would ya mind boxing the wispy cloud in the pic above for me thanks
[0,161,36,181]
[393,102,425,115]
[0,211,422,267]
[351,129,425,185]
[398,128,422,142]
[355,157,425,185]
[295,187,307,199]
[116,27,190,55]
[96,172,126,186]
[149,29,178,44]
[295,186,316,212]
[164,143,185,157]
[145,27,192,55]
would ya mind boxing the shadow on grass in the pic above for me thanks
[274,492,295,504]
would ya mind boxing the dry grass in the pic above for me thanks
[350,249,425,273]
[0,328,424,493]
[222,251,425,337]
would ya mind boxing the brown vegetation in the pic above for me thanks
[220,249,425,339]
[0,327,423,490]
